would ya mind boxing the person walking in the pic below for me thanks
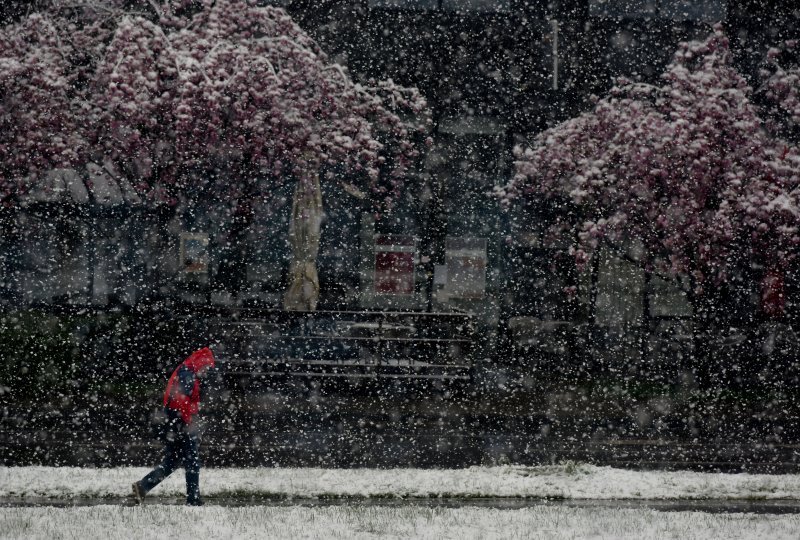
[132,346,216,506]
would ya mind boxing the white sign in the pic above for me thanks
[445,237,487,299]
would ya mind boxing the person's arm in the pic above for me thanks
[168,366,197,423]
[177,366,195,396]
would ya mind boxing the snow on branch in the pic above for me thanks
[504,27,800,292]
[0,0,429,209]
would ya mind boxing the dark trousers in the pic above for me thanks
[139,422,201,503]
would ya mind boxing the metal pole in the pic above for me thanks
[88,208,95,304]
[550,19,559,91]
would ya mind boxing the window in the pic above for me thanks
[589,0,658,18]
[659,0,726,22]
[589,0,727,21]
[367,0,438,9]
[441,0,511,12]
[368,0,511,11]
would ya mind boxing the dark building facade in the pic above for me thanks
[274,0,799,318]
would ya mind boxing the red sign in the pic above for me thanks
[374,235,415,295]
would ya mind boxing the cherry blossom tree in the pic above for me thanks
[0,2,134,205]
[754,39,800,320]
[0,12,91,204]
[1,0,429,309]
[499,26,800,350]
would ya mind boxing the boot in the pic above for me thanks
[131,482,146,505]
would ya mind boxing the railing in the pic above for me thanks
[0,302,476,381]
[191,308,476,381]
[503,315,800,386]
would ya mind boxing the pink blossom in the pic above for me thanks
[504,27,800,292]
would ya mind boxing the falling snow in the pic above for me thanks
[1,0,799,538]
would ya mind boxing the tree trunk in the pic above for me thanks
[640,257,652,366]
[283,164,323,311]
[687,274,711,388]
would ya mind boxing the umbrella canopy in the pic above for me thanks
[283,157,323,311]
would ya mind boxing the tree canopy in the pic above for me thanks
[499,26,800,297]
[0,0,429,208]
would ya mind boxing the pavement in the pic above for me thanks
[2,497,800,514]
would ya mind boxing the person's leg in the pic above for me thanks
[138,435,181,494]
[182,431,202,504]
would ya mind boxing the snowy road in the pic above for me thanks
[3,496,800,515]
[4,465,800,538]
[2,503,800,539]
[6,464,800,501]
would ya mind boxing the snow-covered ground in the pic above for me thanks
[3,465,800,539]
[2,463,800,500]
[2,504,800,540]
